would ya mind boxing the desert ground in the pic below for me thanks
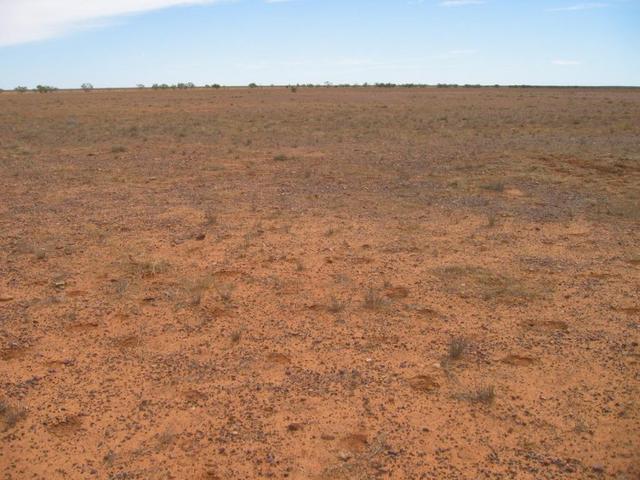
[0,86,639,479]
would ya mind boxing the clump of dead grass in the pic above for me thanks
[447,336,469,360]
[435,265,543,304]
[328,296,346,313]
[480,181,505,192]
[184,275,213,306]
[230,330,242,343]
[457,385,496,405]
[127,255,169,277]
[215,282,235,303]
[0,400,27,430]
[363,288,384,310]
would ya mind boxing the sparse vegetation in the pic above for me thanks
[481,181,505,192]
[363,288,384,310]
[447,336,468,360]
[435,265,543,303]
[470,385,496,404]
[127,255,169,277]
[1,86,637,479]
[184,275,213,306]
[328,296,345,313]
[0,400,27,430]
[455,385,496,404]
[35,85,57,93]
[215,282,235,303]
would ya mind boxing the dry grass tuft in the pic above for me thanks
[328,296,346,313]
[363,288,384,310]
[457,385,496,405]
[447,336,469,360]
[481,181,505,192]
[215,282,235,303]
[128,255,169,277]
[435,265,544,303]
[0,400,27,430]
[230,330,242,343]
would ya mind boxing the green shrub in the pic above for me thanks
[35,85,57,93]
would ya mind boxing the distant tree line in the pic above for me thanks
[35,85,58,93]
[6,83,633,93]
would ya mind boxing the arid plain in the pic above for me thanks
[1,87,639,479]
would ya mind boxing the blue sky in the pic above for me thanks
[1,0,638,88]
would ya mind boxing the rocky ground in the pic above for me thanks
[1,87,639,479]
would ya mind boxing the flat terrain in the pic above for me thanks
[0,87,639,479]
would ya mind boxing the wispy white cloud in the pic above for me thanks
[547,3,609,11]
[0,0,227,47]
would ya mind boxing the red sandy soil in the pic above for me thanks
[0,87,639,479]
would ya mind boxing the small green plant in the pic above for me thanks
[35,85,57,93]
[14,86,28,92]
[273,154,288,161]
[248,83,258,88]
[81,83,94,92]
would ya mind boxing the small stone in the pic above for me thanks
[337,452,352,462]
[287,423,303,432]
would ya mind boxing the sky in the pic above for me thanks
[0,0,638,88]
